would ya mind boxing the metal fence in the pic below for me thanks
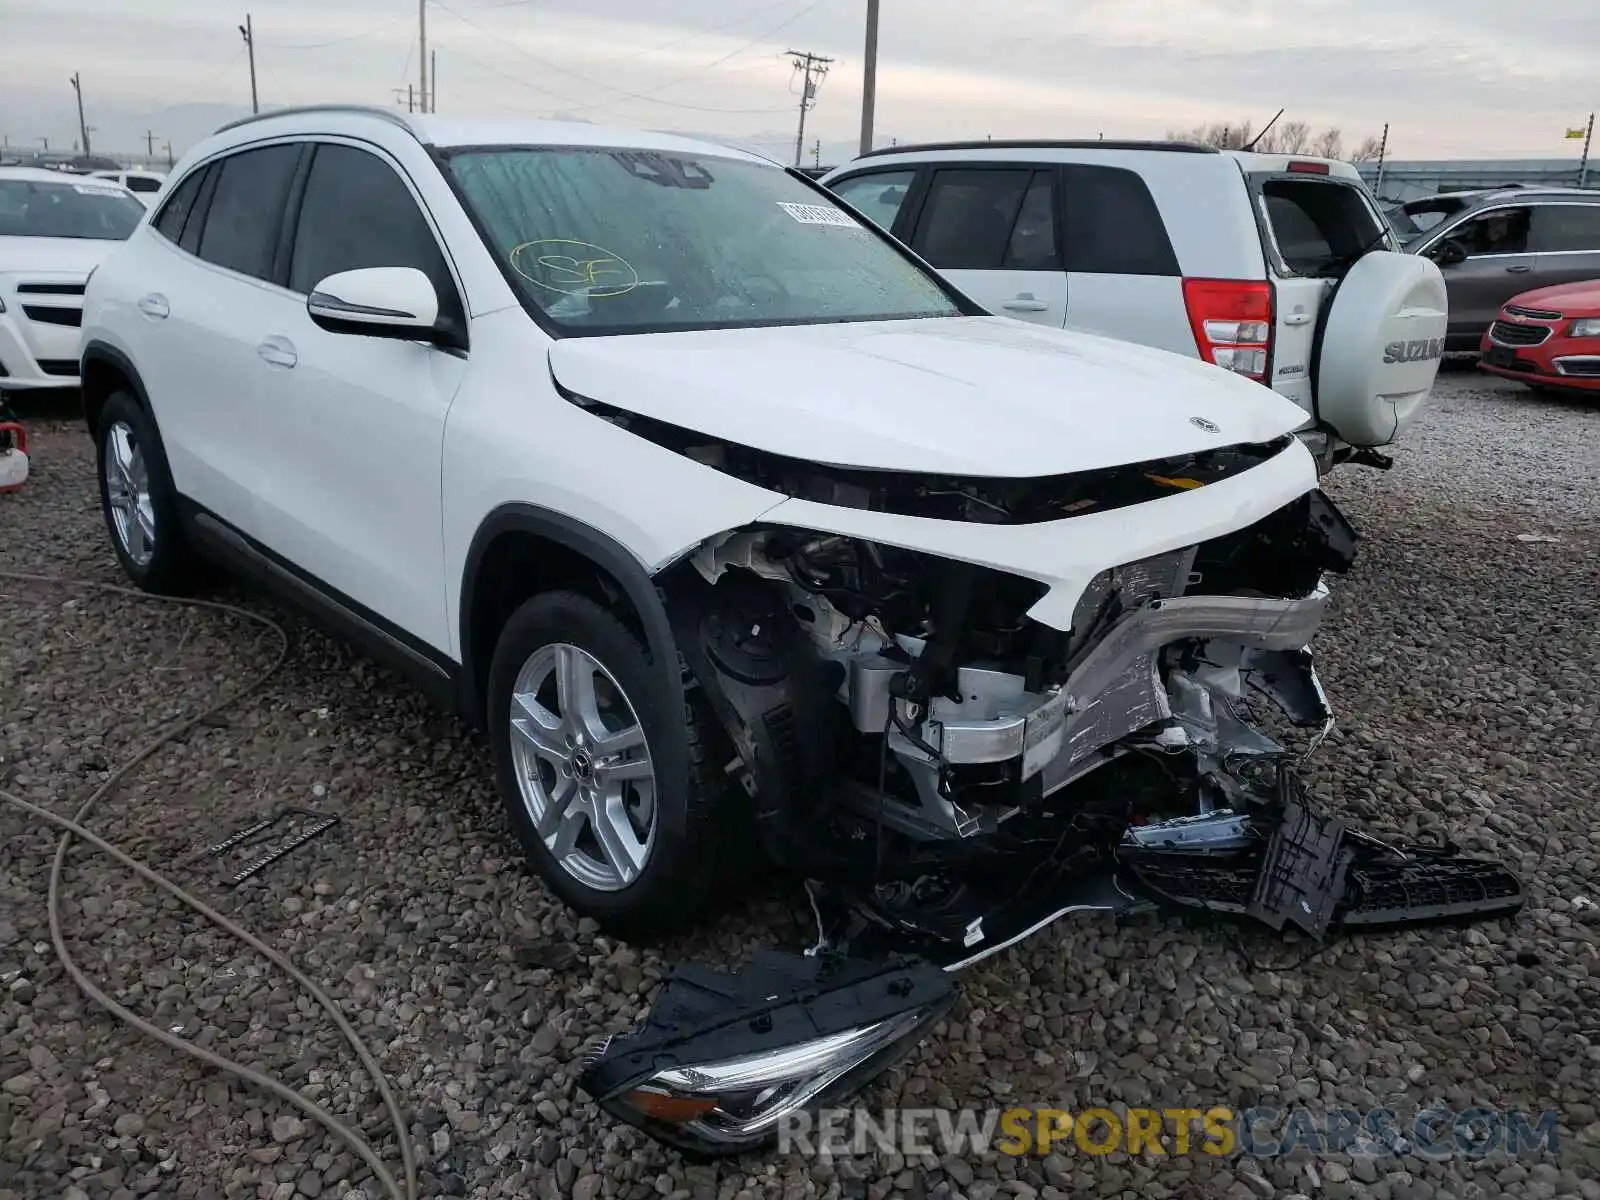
[1358,159,1594,204]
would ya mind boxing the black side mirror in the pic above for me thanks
[1430,240,1468,266]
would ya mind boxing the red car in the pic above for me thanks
[1479,280,1600,393]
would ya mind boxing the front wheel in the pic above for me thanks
[487,591,731,935]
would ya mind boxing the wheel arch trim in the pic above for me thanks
[458,503,688,754]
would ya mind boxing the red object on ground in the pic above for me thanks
[1478,280,1600,393]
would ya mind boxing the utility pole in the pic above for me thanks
[787,49,832,168]
[1374,122,1390,197]
[858,0,879,156]
[1579,112,1595,190]
[431,49,437,113]
[419,0,428,114]
[144,129,155,159]
[240,15,258,114]
[70,73,91,156]
[163,140,174,167]
[408,84,415,114]
[41,136,50,151]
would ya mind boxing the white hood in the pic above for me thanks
[0,235,122,278]
[548,316,1310,477]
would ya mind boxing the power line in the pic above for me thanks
[559,2,821,115]
[259,13,410,51]
[432,0,800,114]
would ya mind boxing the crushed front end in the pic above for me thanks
[579,435,1522,1155]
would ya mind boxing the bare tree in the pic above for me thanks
[1310,127,1344,159]
[1350,134,1385,163]
[1171,119,1380,161]
[1265,120,1311,154]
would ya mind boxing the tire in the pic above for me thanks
[487,590,731,936]
[95,391,200,594]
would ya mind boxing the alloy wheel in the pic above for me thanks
[508,642,658,892]
[104,420,155,568]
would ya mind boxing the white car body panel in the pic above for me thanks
[548,316,1309,477]
[0,235,121,389]
[939,267,1066,327]
[762,435,1318,632]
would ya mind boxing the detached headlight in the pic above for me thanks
[1569,318,1600,338]
[577,952,955,1155]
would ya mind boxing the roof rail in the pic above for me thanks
[855,138,1220,160]
[214,104,418,137]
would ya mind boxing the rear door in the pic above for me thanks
[903,167,1067,326]
[1251,172,1389,413]
[142,143,305,530]
[1527,202,1600,289]
[1056,163,1190,354]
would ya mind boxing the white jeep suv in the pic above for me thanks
[822,141,1448,472]
[83,106,1412,954]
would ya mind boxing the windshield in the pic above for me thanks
[0,177,144,240]
[445,146,963,334]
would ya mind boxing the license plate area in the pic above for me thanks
[1485,345,1516,368]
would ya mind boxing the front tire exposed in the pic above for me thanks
[95,391,199,594]
[487,590,730,935]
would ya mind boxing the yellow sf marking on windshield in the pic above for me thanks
[509,239,640,298]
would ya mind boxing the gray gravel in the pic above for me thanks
[2,370,1599,1200]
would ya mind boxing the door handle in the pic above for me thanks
[256,336,297,368]
[137,294,169,319]
[1505,265,1533,273]
[1002,298,1049,312]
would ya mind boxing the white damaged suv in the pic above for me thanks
[80,106,1516,986]
[81,108,1522,1152]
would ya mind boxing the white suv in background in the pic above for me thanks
[822,141,1448,472]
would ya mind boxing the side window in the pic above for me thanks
[1004,173,1059,269]
[828,170,915,232]
[127,176,163,194]
[1531,204,1600,253]
[152,169,205,243]
[288,143,459,324]
[179,166,218,257]
[1450,208,1531,256]
[911,168,1035,270]
[195,144,302,280]
[1060,165,1179,276]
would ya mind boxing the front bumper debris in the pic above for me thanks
[576,952,954,1156]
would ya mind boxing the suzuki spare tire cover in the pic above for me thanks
[1317,250,1448,447]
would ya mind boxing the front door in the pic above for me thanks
[1428,206,1536,346]
[904,167,1067,327]
[247,141,469,652]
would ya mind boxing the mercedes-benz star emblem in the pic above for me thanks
[1190,416,1221,434]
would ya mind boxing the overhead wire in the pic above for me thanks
[432,0,804,115]
[0,572,416,1200]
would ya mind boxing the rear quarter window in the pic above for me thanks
[1058,164,1178,276]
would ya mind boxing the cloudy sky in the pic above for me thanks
[3,0,1595,164]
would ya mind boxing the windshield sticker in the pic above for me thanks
[72,183,125,197]
[509,239,640,298]
[777,202,857,228]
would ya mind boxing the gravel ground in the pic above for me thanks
[2,370,1599,1200]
